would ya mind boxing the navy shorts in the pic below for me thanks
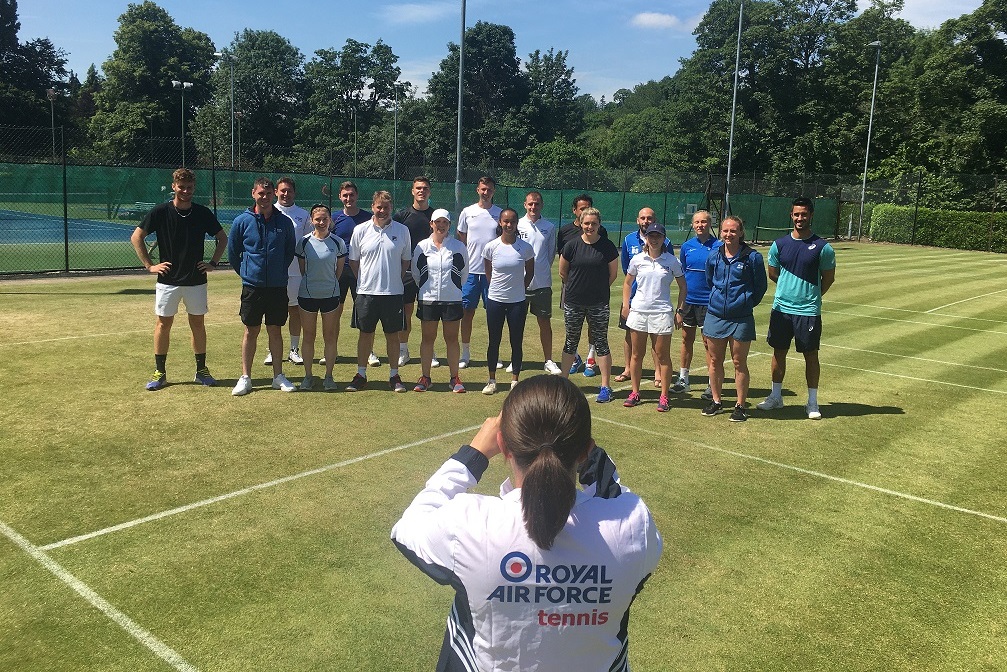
[354,294,405,334]
[416,301,464,323]
[239,285,288,327]
[298,296,340,314]
[681,303,708,329]
[767,309,822,353]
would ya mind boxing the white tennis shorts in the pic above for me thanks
[626,310,674,335]
[155,282,208,317]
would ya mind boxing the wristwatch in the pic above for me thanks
[675,308,684,314]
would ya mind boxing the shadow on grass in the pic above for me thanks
[753,400,905,420]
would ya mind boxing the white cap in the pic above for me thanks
[431,208,451,222]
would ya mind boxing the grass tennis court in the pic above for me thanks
[2,242,1006,670]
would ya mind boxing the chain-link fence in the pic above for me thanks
[2,125,1004,274]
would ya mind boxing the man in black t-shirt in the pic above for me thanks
[131,168,228,391]
[393,175,435,367]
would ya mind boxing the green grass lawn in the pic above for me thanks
[1,242,1006,670]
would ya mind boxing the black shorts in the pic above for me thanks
[416,301,464,323]
[525,287,553,318]
[767,309,822,353]
[354,294,405,334]
[239,285,288,327]
[681,304,708,329]
[338,267,357,305]
[298,296,341,314]
[403,277,419,304]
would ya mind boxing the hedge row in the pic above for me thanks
[870,204,1007,253]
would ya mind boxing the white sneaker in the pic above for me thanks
[459,357,469,369]
[482,380,497,395]
[231,375,253,396]
[398,349,411,367]
[318,357,325,365]
[263,352,273,365]
[505,362,514,373]
[806,403,822,420]
[510,379,519,390]
[496,361,505,370]
[431,355,441,368]
[757,395,784,411]
[544,360,561,375]
[272,373,296,392]
[288,348,303,364]
[367,352,380,367]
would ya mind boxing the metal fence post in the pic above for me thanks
[910,170,922,246]
[62,127,69,273]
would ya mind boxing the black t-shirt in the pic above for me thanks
[561,235,620,306]
[394,205,434,250]
[140,202,222,286]
[557,222,609,256]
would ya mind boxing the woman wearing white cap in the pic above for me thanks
[411,208,469,392]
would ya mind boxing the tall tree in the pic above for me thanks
[524,48,583,143]
[0,0,69,130]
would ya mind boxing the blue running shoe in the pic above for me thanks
[568,354,584,375]
[583,360,597,377]
[146,370,167,391]
[596,386,613,403]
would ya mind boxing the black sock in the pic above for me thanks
[195,353,206,370]
[155,354,167,373]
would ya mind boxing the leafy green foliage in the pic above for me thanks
[870,202,1007,251]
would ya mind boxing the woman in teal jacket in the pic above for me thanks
[702,216,767,421]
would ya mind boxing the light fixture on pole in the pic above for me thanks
[234,111,243,170]
[393,83,398,181]
[857,41,882,241]
[46,88,57,161]
[214,52,235,168]
[172,80,193,166]
[455,0,466,215]
[725,0,743,216]
[351,106,358,177]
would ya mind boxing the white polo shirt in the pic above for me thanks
[517,216,556,291]
[483,237,534,303]
[276,202,311,277]
[627,251,684,313]
[457,203,502,274]
[349,218,411,295]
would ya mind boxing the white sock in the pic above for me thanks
[400,343,408,355]
[680,367,689,381]
[290,336,299,349]
[357,366,367,376]
[462,344,471,359]
[772,382,783,397]
[587,345,597,363]
[390,368,399,378]
[808,388,818,406]
[487,378,495,384]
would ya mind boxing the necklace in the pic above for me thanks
[172,203,192,218]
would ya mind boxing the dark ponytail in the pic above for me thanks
[501,376,591,550]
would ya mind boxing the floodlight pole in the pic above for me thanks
[393,83,398,180]
[725,0,743,216]
[172,80,193,166]
[214,52,236,168]
[858,41,882,241]
[455,0,466,216]
[46,88,57,161]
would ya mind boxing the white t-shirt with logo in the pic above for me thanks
[483,237,534,304]
[457,203,502,274]
[627,251,684,313]
[349,219,411,295]
[517,216,556,291]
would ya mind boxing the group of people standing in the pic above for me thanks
[132,169,835,419]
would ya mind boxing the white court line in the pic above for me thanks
[0,520,198,672]
[926,288,1007,313]
[829,311,1007,336]
[595,418,1007,525]
[819,343,1007,373]
[41,424,481,551]
[826,300,1007,325]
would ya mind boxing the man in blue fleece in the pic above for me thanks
[228,177,297,396]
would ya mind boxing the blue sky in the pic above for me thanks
[20,0,983,101]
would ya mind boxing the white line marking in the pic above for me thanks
[595,418,1007,525]
[41,424,482,551]
[0,322,239,347]
[0,520,198,672]
[829,311,1007,336]
[819,343,1007,373]
[926,288,1007,313]
[826,300,1007,325]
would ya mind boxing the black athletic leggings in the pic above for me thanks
[485,298,527,376]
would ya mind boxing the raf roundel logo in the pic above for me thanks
[500,552,533,583]
[808,244,817,250]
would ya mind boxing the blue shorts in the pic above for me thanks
[703,313,756,342]
[767,309,822,353]
[461,273,490,310]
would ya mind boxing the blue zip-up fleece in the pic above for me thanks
[705,243,768,320]
[228,207,296,287]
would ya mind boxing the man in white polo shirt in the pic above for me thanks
[266,176,311,365]
[516,190,560,374]
[456,176,502,369]
[346,190,412,393]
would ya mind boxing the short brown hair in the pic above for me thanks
[412,176,431,187]
[477,176,496,188]
[172,168,195,184]
[372,190,392,205]
[276,177,296,190]
[339,181,358,194]
[253,177,274,190]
